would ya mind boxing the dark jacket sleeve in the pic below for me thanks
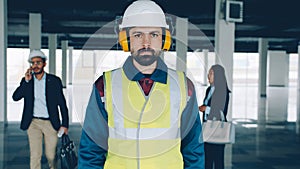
[202,86,211,106]
[12,78,30,101]
[12,78,35,130]
[55,76,69,128]
[180,84,205,169]
[78,84,108,169]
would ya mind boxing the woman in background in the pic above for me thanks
[199,64,231,169]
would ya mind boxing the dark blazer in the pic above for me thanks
[202,86,230,122]
[12,73,69,131]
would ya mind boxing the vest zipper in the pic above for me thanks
[136,97,150,169]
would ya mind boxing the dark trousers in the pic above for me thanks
[204,143,225,169]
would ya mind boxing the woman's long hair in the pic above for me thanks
[209,64,231,120]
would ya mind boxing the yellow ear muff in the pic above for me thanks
[118,30,130,52]
[162,29,171,51]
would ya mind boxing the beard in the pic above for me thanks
[132,48,161,66]
[32,67,44,74]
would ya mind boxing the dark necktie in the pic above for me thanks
[139,78,154,96]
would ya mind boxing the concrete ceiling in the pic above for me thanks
[7,0,300,53]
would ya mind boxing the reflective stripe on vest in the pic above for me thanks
[104,68,187,169]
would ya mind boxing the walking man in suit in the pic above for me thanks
[12,49,69,169]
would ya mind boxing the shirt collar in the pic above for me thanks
[122,56,168,84]
[33,72,46,81]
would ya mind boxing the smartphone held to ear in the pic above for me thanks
[28,66,34,74]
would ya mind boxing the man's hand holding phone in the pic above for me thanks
[25,68,33,81]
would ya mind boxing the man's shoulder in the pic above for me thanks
[95,75,104,97]
[46,73,61,81]
[167,68,195,97]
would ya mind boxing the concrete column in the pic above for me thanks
[268,51,288,86]
[267,51,288,123]
[48,34,57,75]
[258,38,268,97]
[297,45,300,134]
[215,0,234,168]
[93,51,97,75]
[67,47,74,123]
[176,17,188,72]
[0,0,7,126]
[215,0,234,114]
[298,45,300,90]
[0,0,7,167]
[68,47,73,85]
[215,0,234,89]
[29,13,41,50]
[257,39,268,125]
[61,40,68,88]
[203,49,209,86]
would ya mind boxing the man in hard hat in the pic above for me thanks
[78,0,204,169]
[12,49,69,169]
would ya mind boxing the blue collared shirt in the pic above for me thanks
[123,56,168,84]
[33,73,49,118]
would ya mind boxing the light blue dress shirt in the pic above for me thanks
[33,73,49,118]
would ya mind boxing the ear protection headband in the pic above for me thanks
[118,28,172,52]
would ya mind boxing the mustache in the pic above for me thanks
[137,48,155,55]
[32,67,40,71]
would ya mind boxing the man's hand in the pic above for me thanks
[199,105,206,112]
[25,68,32,81]
[59,126,69,135]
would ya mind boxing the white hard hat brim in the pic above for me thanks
[119,13,169,30]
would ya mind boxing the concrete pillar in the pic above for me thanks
[29,13,41,50]
[267,51,288,123]
[215,0,234,115]
[176,17,188,72]
[48,34,57,75]
[298,45,300,90]
[203,49,209,86]
[297,45,300,134]
[61,40,68,88]
[0,0,7,168]
[258,38,268,97]
[268,51,288,86]
[215,0,234,89]
[93,51,97,75]
[67,47,74,123]
[215,0,234,168]
[68,47,73,85]
[257,39,268,124]
[0,0,7,126]
[267,87,288,122]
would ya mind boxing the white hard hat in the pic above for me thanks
[28,49,47,62]
[119,0,169,29]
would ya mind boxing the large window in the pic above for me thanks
[6,49,298,122]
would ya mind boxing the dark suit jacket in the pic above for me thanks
[202,86,230,122]
[12,73,69,131]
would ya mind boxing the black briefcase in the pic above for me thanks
[60,134,78,169]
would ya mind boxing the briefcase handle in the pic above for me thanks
[61,134,71,146]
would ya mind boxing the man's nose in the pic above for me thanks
[142,34,151,48]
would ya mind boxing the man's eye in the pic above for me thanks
[151,33,159,38]
[133,34,142,38]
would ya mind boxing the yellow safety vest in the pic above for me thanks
[104,68,187,169]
